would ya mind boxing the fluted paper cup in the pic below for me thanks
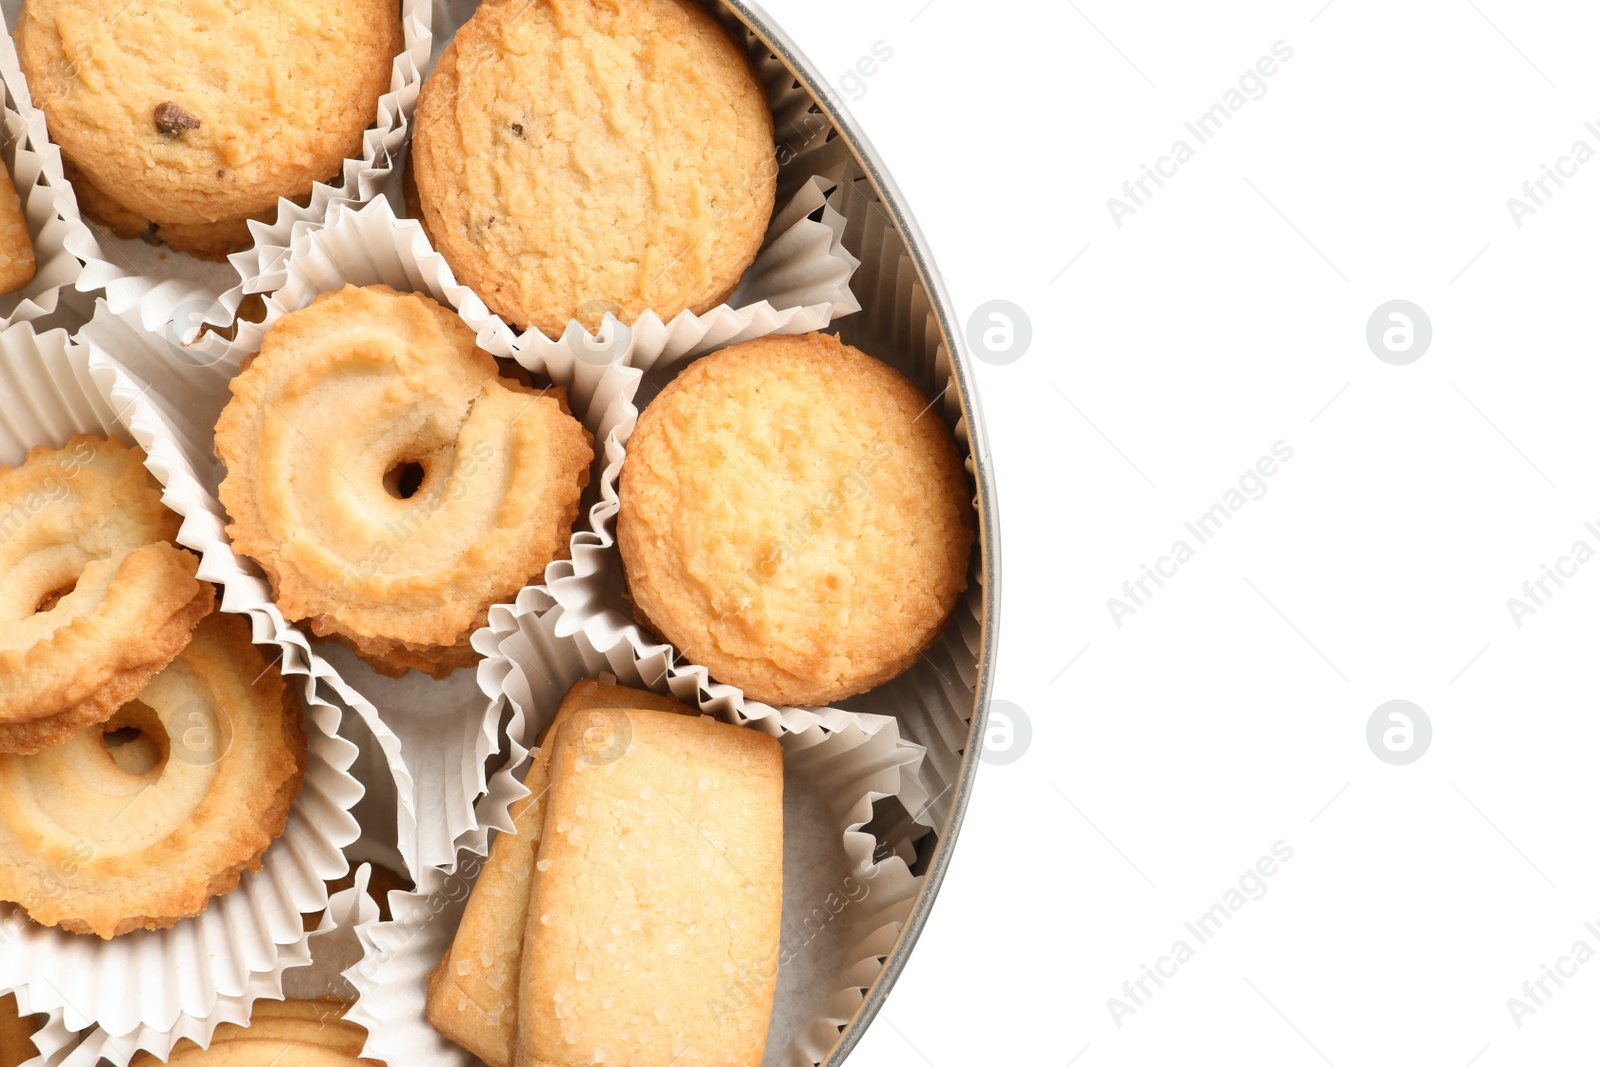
[0,0,433,338]
[0,319,365,1045]
[354,592,933,1067]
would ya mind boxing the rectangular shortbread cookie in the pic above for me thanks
[512,703,784,1067]
[426,680,713,1067]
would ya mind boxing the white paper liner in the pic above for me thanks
[540,158,982,830]
[67,210,626,885]
[189,0,862,370]
[0,318,365,1042]
[71,299,422,883]
[0,26,86,334]
[351,592,930,1067]
[39,870,387,1067]
[0,0,432,338]
[27,699,421,1067]
[112,155,864,874]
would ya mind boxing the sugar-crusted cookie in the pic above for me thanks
[17,0,401,259]
[427,679,698,1067]
[511,703,783,1067]
[619,332,975,706]
[412,0,776,337]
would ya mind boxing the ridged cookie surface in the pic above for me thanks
[0,612,306,938]
[132,998,380,1066]
[0,435,213,754]
[215,285,594,677]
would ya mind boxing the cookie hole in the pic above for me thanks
[34,580,76,614]
[384,461,426,500]
[101,702,169,777]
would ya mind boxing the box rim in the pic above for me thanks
[715,3,1004,1064]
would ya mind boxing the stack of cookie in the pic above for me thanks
[426,679,785,1067]
[129,999,381,1067]
[0,435,305,939]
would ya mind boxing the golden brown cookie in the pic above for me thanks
[133,998,382,1067]
[0,612,307,938]
[412,0,776,337]
[0,435,214,754]
[510,704,783,1067]
[17,0,401,258]
[0,161,36,295]
[63,159,260,262]
[215,285,594,678]
[619,332,975,706]
[427,679,697,1067]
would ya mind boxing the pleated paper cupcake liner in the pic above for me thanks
[70,301,422,882]
[0,0,433,338]
[243,0,865,374]
[0,319,364,1043]
[42,869,388,1067]
[116,197,643,881]
[0,27,86,334]
[543,157,984,831]
[353,591,931,1067]
[101,116,867,874]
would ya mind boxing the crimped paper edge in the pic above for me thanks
[0,24,86,332]
[352,595,931,1067]
[0,318,365,1044]
[0,0,432,337]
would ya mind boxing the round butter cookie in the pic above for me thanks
[0,435,213,755]
[618,332,975,707]
[132,999,374,1067]
[0,611,306,938]
[412,0,776,337]
[63,159,260,262]
[215,285,595,678]
[16,0,402,259]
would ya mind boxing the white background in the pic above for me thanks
[758,0,1600,1064]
